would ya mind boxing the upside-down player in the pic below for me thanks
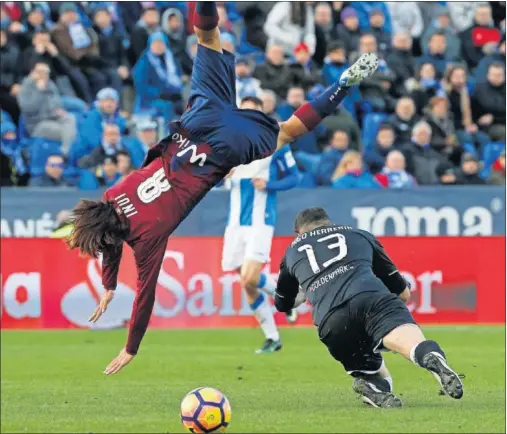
[67,2,379,375]
[275,207,464,407]
[222,96,301,354]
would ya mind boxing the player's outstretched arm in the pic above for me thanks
[193,1,222,53]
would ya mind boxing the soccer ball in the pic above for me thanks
[180,387,232,433]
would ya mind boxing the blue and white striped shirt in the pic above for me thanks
[226,145,300,227]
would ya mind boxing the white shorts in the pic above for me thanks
[221,225,274,272]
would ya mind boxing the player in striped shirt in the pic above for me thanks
[222,96,301,354]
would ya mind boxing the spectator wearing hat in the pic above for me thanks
[313,2,338,66]
[336,7,361,54]
[386,32,417,97]
[290,42,321,92]
[129,7,161,65]
[123,119,159,168]
[253,43,294,99]
[18,62,77,153]
[1,118,25,186]
[417,31,453,77]
[421,6,461,62]
[460,4,501,69]
[364,124,397,174]
[457,152,486,185]
[0,25,21,124]
[92,6,129,94]
[402,121,447,185]
[435,161,458,185]
[30,153,68,187]
[235,57,262,106]
[375,150,417,188]
[161,8,192,76]
[132,31,182,120]
[75,87,126,160]
[489,151,506,185]
[472,63,506,136]
[475,37,506,81]
[263,2,316,57]
[369,8,391,55]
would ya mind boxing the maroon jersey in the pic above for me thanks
[101,122,231,355]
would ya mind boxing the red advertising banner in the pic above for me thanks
[1,237,505,329]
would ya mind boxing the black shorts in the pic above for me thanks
[318,291,416,375]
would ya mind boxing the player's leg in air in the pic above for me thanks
[275,52,379,149]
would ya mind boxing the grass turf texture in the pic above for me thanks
[1,326,505,433]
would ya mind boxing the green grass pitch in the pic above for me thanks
[1,326,505,433]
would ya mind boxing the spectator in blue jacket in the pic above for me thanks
[74,87,126,160]
[1,119,24,186]
[78,154,121,189]
[475,37,505,81]
[351,2,392,33]
[332,150,381,189]
[123,118,159,168]
[132,31,182,120]
[321,41,360,118]
[417,31,453,78]
[421,6,461,62]
[314,130,350,186]
[363,124,397,174]
[29,153,69,187]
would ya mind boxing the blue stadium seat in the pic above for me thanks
[361,113,388,151]
[480,142,506,179]
[28,137,63,177]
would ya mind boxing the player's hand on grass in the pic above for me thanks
[104,348,135,376]
[89,289,115,323]
[252,178,267,191]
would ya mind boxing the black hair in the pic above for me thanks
[240,96,263,109]
[116,150,131,159]
[294,207,330,233]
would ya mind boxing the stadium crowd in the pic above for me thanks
[0,1,505,189]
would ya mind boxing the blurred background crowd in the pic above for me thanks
[0,1,505,190]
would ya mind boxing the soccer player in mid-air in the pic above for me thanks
[275,207,464,407]
[222,96,301,354]
[67,2,379,375]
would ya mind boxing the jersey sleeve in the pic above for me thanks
[363,231,408,296]
[266,146,301,192]
[274,253,300,313]
[125,236,167,355]
[101,244,123,290]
